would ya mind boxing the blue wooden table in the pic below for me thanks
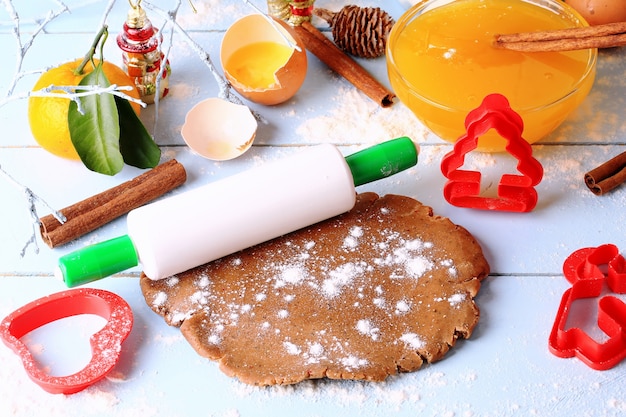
[1,1,625,416]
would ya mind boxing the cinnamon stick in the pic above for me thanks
[294,21,395,107]
[494,21,626,52]
[584,151,626,196]
[40,159,187,248]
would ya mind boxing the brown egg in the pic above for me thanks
[565,0,626,25]
[220,14,307,106]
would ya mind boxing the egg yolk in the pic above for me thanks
[225,42,294,90]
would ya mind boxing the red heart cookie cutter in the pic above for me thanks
[549,244,626,370]
[440,94,544,212]
[0,288,133,394]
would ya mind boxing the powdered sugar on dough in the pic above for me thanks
[248,227,441,302]
[400,333,425,350]
[188,219,460,363]
[356,319,380,341]
[140,194,489,385]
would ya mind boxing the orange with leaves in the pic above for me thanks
[28,58,141,159]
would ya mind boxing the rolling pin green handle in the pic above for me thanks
[345,136,419,187]
[56,235,139,288]
[56,137,419,288]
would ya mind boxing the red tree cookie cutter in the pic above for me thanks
[0,288,133,394]
[440,94,544,212]
[549,244,626,370]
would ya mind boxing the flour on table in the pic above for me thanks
[296,86,430,145]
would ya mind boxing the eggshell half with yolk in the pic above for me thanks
[221,14,307,105]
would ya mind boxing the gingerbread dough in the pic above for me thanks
[140,193,490,385]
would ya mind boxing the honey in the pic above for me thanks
[387,0,596,151]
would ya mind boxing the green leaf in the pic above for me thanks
[68,64,124,175]
[115,96,161,169]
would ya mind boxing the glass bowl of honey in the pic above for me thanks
[386,0,597,152]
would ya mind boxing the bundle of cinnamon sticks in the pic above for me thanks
[584,151,626,196]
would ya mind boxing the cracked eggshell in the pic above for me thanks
[220,14,307,105]
[565,0,626,25]
[181,98,257,161]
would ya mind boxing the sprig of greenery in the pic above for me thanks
[68,26,160,175]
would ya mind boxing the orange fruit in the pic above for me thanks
[28,59,141,160]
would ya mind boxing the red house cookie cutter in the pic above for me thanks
[549,244,626,370]
[440,94,544,212]
[0,288,133,394]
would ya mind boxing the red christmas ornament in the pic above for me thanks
[289,0,315,18]
[117,0,170,103]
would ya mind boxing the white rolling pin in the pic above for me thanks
[57,137,418,287]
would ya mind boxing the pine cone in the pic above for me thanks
[314,5,395,59]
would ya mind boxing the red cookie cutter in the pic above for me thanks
[440,94,544,212]
[0,288,133,394]
[549,244,626,370]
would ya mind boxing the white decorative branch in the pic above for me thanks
[1,0,73,256]
[148,0,179,132]
[98,0,116,28]
[142,0,267,123]
[1,0,266,256]
[0,166,67,256]
[2,0,70,98]
[142,1,233,99]
[0,84,146,113]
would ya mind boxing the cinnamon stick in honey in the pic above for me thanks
[584,151,626,196]
[494,21,626,52]
[40,159,187,248]
[294,21,395,107]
